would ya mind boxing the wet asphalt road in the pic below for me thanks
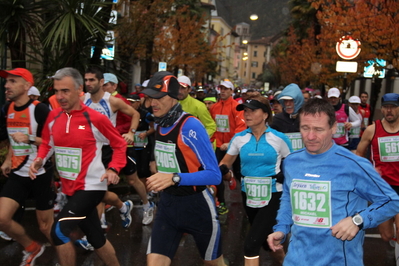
[0,184,397,266]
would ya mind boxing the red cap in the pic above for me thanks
[0,68,34,85]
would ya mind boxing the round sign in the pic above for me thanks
[336,36,361,60]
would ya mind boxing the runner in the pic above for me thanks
[219,96,291,265]
[0,68,54,266]
[143,71,227,266]
[210,80,246,214]
[30,67,124,266]
[357,93,399,254]
[267,98,399,265]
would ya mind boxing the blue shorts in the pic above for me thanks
[147,190,222,261]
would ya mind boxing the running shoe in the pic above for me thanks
[120,200,133,228]
[75,236,94,251]
[0,231,12,241]
[217,203,229,215]
[142,202,155,225]
[20,242,45,266]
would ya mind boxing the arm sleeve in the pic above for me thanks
[196,104,216,138]
[178,117,221,186]
[227,134,240,156]
[349,107,361,127]
[93,114,127,173]
[352,158,399,229]
[36,111,56,163]
[233,109,247,134]
[34,103,51,137]
[273,159,294,236]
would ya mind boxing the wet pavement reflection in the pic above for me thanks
[0,184,396,265]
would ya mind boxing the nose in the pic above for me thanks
[307,130,317,140]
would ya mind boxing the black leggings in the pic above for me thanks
[51,190,105,249]
[242,191,282,257]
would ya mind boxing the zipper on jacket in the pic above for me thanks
[65,113,72,133]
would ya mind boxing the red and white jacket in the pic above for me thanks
[37,103,126,196]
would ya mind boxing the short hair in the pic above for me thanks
[52,67,83,90]
[249,95,273,125]
[299,98,336,128]
[85,66,104,81]
[360,91,368,97]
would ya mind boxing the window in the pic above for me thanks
[244,71,246,77]
[243,28,248,34]
[252,72,256,79]
[253,51,258,57]
[251,61,258,67]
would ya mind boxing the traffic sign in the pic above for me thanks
[336,61,358,73]
[336,36,361,60]
[158,62,167,72]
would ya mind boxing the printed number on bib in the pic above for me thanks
[378,136,399,162]
[215,114,230,133]
[285,132,303,151]
[244,177,272,208]
[8,127,33,156]
[291,179,331,228]
[154,141,180,173]
[54,147,82,181]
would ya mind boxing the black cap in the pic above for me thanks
[236,99,268,112]
[127,94,141,102]
[142,71,179,99]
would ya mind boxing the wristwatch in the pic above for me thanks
[107,167,119,174]
[172,173,181,186]
[28,135,35,144]
[131,128,136,133]
[352,213,363,230]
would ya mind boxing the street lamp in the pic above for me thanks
[242,40,248,44]
[250,14,258,21]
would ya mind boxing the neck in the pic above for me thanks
[382,119,399,133]
[90,90,105,102]
[14,95,30,107]
[251,124,267,138]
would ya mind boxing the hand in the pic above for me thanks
[122,132,134,145]
[100,170,120,186]
[11,132,29,144]
[1,158,12,177]
[146,172,174,192]
[29,158,43,180]
[138,132,147,140]
[267,231,285,252]
[220,143,229,151]
[149,161,157,175]
[344,122,352,130]
[330,216,359,241]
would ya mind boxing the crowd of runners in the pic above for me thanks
[1,67,399,266]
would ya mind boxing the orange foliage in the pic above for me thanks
[275,0,399,88]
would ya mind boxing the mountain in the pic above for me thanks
[216,0,291,39]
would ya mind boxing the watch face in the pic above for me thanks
[173,175,180,183]
[353,215,363,225]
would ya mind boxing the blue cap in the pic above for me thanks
[135,83,141,87]
[104,73,118,85]
[382,93,399,106]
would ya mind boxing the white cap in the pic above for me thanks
[348,95,361,103]
[28,86,40,96]
[220,80,234,90]
[279,96,293,100]
[328,88,340,98]
[142,79,150,88]
[177,75,191,87]
[241,88,248,93]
